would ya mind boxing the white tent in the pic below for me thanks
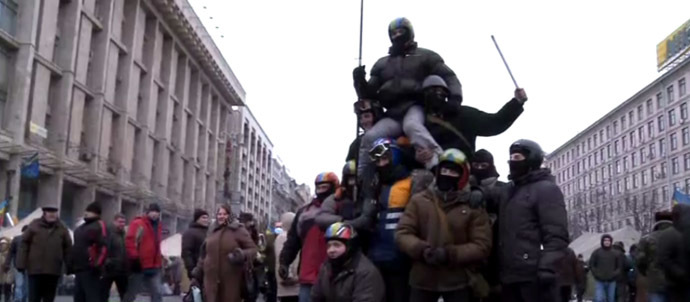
[161,233,182,257]
[569,226,641,260]
[0,208,42,239]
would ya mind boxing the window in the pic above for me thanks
[684,127,690,145]
[614,140,620,154]
[616,160,621,174]
[629,111,634,126]
[673,157,680,175]
[625,177,630,190]
[607,144,612,157]
[632,152,637,168]
[641,149,646,164]
[633,174,639,188]
[682,103,689,120]
[638,126,644,142]
[685,153,690,171]
[622,116,627,130]
[647,99,654,114]
[623,156,629,170]
[607,125,611,138]
[663,186,669,202]
[671,133,679,150]
[659,115,665,131]
[637,105,644,121]
[651,166,658,181]
[648,121,655,138]
[587,138,592,151]
[649,143,656,159]
[668,85,675,103]
[0,45,9,121]
[600,130,604,143]
[680,78,687,97]
[661,162,668,177]
[593,134,598,146]
[660,138,666,156]
[657,92,664,109]
[630,132,635,148]
[642,170,648,185]
[669,109,677,126]
[614,121,619,134]
[622,136,627,151]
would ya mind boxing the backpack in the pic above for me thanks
[88,220,108,267]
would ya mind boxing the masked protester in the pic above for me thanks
[396,148,492,302]
[420,76,525,162]
[347,100,383,162]
[498,139,569,302]
[470,149,506,301]
[353,18,459,186]
[316,161,372,240]
[311,223,384,302]
[280,172,339,302]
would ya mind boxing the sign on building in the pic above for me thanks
[657,19,690,72]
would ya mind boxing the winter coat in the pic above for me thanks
[182,222,208,275]
[316,194,366,232]
[346,136,361,162]
[395,186,492,292]
[557,248,584,287]
[280,199,328,285]
[16,218,73,276]
[475,176,508,286]
[311,252,385,302]
[125,216,163,270]
[0,238,13,284]
[104,225,128,277]
[356,44,462,119]
[636,220,674,293]
[498,168,569,285]
[368,176,413,266]
[196,221,257,302]
[71,218,108,273]
[426,99,524,160]
[590,241,622,282]
[657,222,688,290]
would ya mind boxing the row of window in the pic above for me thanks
[552,77,688,170]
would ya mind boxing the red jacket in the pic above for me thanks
[125,216,162,269]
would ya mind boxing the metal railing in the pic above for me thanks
[0,0,17,36]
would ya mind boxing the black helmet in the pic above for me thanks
[509,139,544,169]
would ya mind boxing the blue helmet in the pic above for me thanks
[368,138,402,165]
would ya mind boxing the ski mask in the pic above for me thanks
[472,149,499,182]
[388,18,415,55]
[436,162,462,192]
[508,159,531,180]
[316,184,335,202]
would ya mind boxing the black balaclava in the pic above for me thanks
[472,149,499,182]
[316,183,335,202]
[436,162,462,192]
[377,162,408,185]
[509,146,537,180]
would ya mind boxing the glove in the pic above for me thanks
[353,65,367,83]
[227,248,245,265]
[537,269,557,285]
[129,259,142,273]
[278,264,290,280]
[423,247,448,266]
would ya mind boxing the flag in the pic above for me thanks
[0,199,9,226]
[672,189,690,205]
[21,153,39,179]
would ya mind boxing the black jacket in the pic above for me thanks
[426,99,524,160]
[71,218,108,273]
[346,136,361,162]
[356,44,462,119]
[311,251,385,302]
[181,222,208,275]
[104,225,128,277]
[498,169,569,284]
[589,239,622,282]
[475,176,509,286]
[3,236,20,269]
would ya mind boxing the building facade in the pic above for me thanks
[226,106,273,225]
[271,157,310,222]
[546,58,690,237]
[0,0,245,232]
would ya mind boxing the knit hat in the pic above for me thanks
[193,208,208,222]
[147,203,161,213]
[85,202,102,216]
[473,149,494,164]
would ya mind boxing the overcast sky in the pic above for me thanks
[189,0,690,188]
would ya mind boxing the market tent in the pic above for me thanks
[569,226,641,260]
[0,208,42,239]
[161,233,182,257]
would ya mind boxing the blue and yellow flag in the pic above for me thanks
[672,189,690,205]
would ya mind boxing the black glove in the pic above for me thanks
[129,259,142,273]
[278,264,290,280]
[353,65,367,83]
[227,248,245,265]
[537,269,557,285]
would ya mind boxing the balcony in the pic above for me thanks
[0,0,18,36]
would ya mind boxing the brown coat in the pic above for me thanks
[197,221,257,302]
[16,218,72,276]
[395,187,492,292]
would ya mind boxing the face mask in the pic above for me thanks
[316,190,332,202]
[509,160,531,179]
[472,167,492,182]
[377,164,395,184]
[436,174,459,192]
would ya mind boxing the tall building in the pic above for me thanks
[271,156,309,222]
[546,58,690,237]
[0,0,245,232]
[226,106,273,225]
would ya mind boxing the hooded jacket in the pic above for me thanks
[636,220,674,293]
[182,222,208,276]
[355,44,462,119]
[280,198,328,285]
[71,217,108,273]
[589,234,622,282]
[311,251,385,302]
[396,186,492,291]
[498,168,569,284]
